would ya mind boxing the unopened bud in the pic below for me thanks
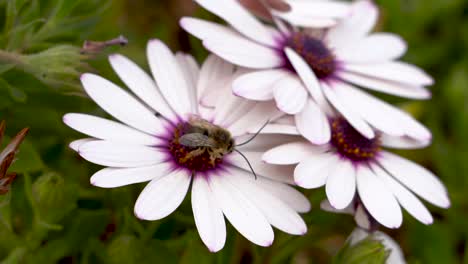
[32,172,75,222]
[22,45,86,91]
[335,229,391,264]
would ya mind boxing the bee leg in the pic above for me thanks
[180,148,205,163]
[208,149,222,166]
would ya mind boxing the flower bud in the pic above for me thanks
[22,45,87,92]
[32,172,75,222]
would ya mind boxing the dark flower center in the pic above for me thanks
[330,118,381,162]
[167,118,234,172]
[284,32,336,80]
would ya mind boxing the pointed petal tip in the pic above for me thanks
[80,73,92,81]
[208,246,222,253]
[179,17,191,28]
[108,53,119,60]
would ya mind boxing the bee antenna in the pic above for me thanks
[234,149,258,180]
[236,120,270,147]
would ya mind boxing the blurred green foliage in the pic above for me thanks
[0,0,467,263]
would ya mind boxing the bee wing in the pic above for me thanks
[179,133,217,148]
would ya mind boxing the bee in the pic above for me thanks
[177,116,268,179]
[179,117,235,165]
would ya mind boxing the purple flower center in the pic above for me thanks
[283,32,336,80]
[166,117,234,172]
[330,118,381,162]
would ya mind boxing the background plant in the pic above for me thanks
[0,0,467,263]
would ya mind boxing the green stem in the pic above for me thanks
[0,49,23,66]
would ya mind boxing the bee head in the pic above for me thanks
[227,138,235,153]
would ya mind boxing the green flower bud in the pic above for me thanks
[334,229,391,264]
[22,45,87,92]
[32,172,75,223]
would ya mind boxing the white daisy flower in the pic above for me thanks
[64,40,311,252]
[181,0,433,144]
[262,117,450,229]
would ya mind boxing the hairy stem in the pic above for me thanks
[0,50,23,65]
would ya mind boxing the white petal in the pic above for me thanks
[331,83,405,137]
[176,52,199,114]
[235,134,299,153]
[192,176,226,252]
[273,75,308,114]
[80,73,163,135]
[381,135,431,149]
[233,70,288,101]
[197,54,234,101]
[181,18,280,69]
[90,163,172,188]
[69,138,94,152]
[209,172,274,246]
[181,17,236,43]
[63,113,160,145]
[335,33,407,63]
[326,160,356,210]
[211,70,259,126]
[249,124,299,135]
[257,178,311,213]
[274,0,350,28]
[343,62,434,86]
[204,38,282,69]
[228,151,295,184]
[228,102,280,137]
[335,83,432,140]
[229,169,307,235]
[378,151,450,208]
[294,152,337,189]
[147,40,193,117]
[263,141,322,165]
[371,164,433,225]
[323,82,375,139]
[177,53,200,84]
[213,96,254,128]
[135,170,191,220]
[193,0,276,46]
[284,48,327,107]
[295,99,331,144]
[337,71,431,99]
[108,54,175,120]
[326,0,378,49]
[78,140,165,167]
[356,165,403,229]
[354,204,373,231]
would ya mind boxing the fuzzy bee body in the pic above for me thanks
[178,116,235,166]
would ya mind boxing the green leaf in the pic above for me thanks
[27,209,111,263]
[179,233,215,264]
[105,235,177,264]
[0,78,27,102]
[0,64,15,74]
[8,138,44,173]
[0,247,27,264]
